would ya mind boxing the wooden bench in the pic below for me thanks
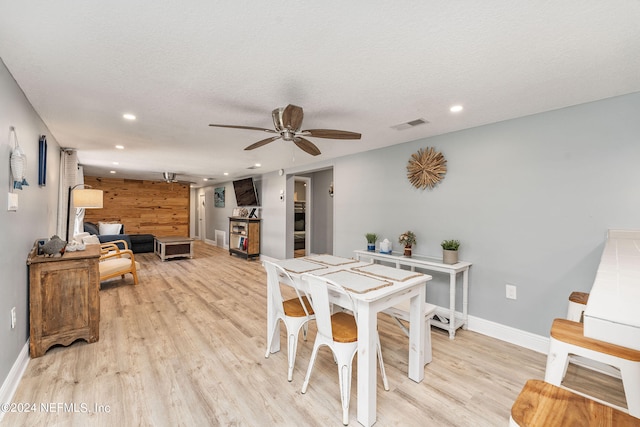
[510,379,639,426]
[545,318,640,417]
[567,291,589,322]
[382,301,437,365]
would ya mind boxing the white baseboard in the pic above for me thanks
[466,314,549,354]
[204,238,228,250]
[0,341,30,422]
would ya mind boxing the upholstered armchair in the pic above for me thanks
[99,240,139,286]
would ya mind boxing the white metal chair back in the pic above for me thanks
[301,273,356,339]
[264,260,312,318]
[262,260,315,382]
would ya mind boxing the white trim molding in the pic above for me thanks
[467,314,549,354]
[0,341,30,422]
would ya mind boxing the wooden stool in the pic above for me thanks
[565,291,618,377]
[510,379,639,426]
[567,291,589,322]
[545,318,640,417]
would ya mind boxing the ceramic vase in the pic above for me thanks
[404,245,412,257]
[443,249,458,265]
[367,243,375,251]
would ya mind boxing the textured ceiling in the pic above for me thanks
[1,1,639,186]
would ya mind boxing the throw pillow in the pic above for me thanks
[82,235,101,245]
[84,222,100,235]
[73,232,90,244]
[99,222,122,235]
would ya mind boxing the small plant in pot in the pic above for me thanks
[399,231,417,257]
[441,239,460,264]
[365,233,378,251]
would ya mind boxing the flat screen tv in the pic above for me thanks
[233,177,260,206]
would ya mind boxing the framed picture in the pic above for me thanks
[38,135,47,186]
[214,187,225,207]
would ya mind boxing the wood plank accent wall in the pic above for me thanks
[83,176,190,237]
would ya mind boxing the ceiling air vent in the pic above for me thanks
[391,118,429,131]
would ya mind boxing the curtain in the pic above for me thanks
[56,149,78,240]
[73,166,85,237]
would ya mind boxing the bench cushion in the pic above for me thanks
[99,258,139,277]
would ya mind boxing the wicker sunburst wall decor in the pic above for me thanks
[406,147,447,189]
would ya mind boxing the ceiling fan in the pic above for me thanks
[209,104,361,156]
[162,172,179,183]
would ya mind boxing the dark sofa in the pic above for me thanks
[84,221,131,250]
[84,222,154,253]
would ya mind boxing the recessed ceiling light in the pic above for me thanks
[255,163,261,167]
[123,113,136,120]
[223,172,229,176]
[115,145,124,149]
[110,170,116,174]
[450,105,463,113]
[112,162,119,165]
[203,178,208,181]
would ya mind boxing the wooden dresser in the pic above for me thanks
[27,242,100,358]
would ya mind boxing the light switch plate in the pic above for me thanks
[7,192,18,211]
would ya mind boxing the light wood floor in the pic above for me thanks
[5,242,625,426]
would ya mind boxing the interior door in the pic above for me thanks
[198,193,206,241]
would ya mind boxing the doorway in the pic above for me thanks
[198,193,206,241]
[293,177,311,257]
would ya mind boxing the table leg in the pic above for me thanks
[462,269,469,330]
[448,272,456,339]
[266,281,281,354]
[408,287,426,381]
[356,302,377,426]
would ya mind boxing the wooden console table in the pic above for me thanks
[354,249,472,339]
[27,242,100,358]
[154,236,194,261]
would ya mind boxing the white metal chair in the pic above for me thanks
[300,273,389,426]
[263,260,315,382]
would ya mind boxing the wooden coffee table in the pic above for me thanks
[154,236,195,261]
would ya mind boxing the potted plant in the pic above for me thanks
[441,239,460,264]
[398,231,416,257]
[365,233,378,251]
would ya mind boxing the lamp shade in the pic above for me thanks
[72,188,103,208]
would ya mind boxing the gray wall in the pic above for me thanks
[1,59,60,387]
[309,169,333,254]
[203,179,265,247]
[202,183,235,244]
[257,92,640,336]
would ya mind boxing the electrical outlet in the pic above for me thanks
[506,284,517,300]
[11,307,16,329]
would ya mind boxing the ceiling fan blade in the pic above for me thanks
[244,135,282,151]
[209,124,277,133]
[302,129,361,139]
[293,137,321,156]
[282,104,304,131]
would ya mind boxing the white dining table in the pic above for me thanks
[269,255,432,426]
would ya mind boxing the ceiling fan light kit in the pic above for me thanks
[209,104,361,156]
[162,172,178,183]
